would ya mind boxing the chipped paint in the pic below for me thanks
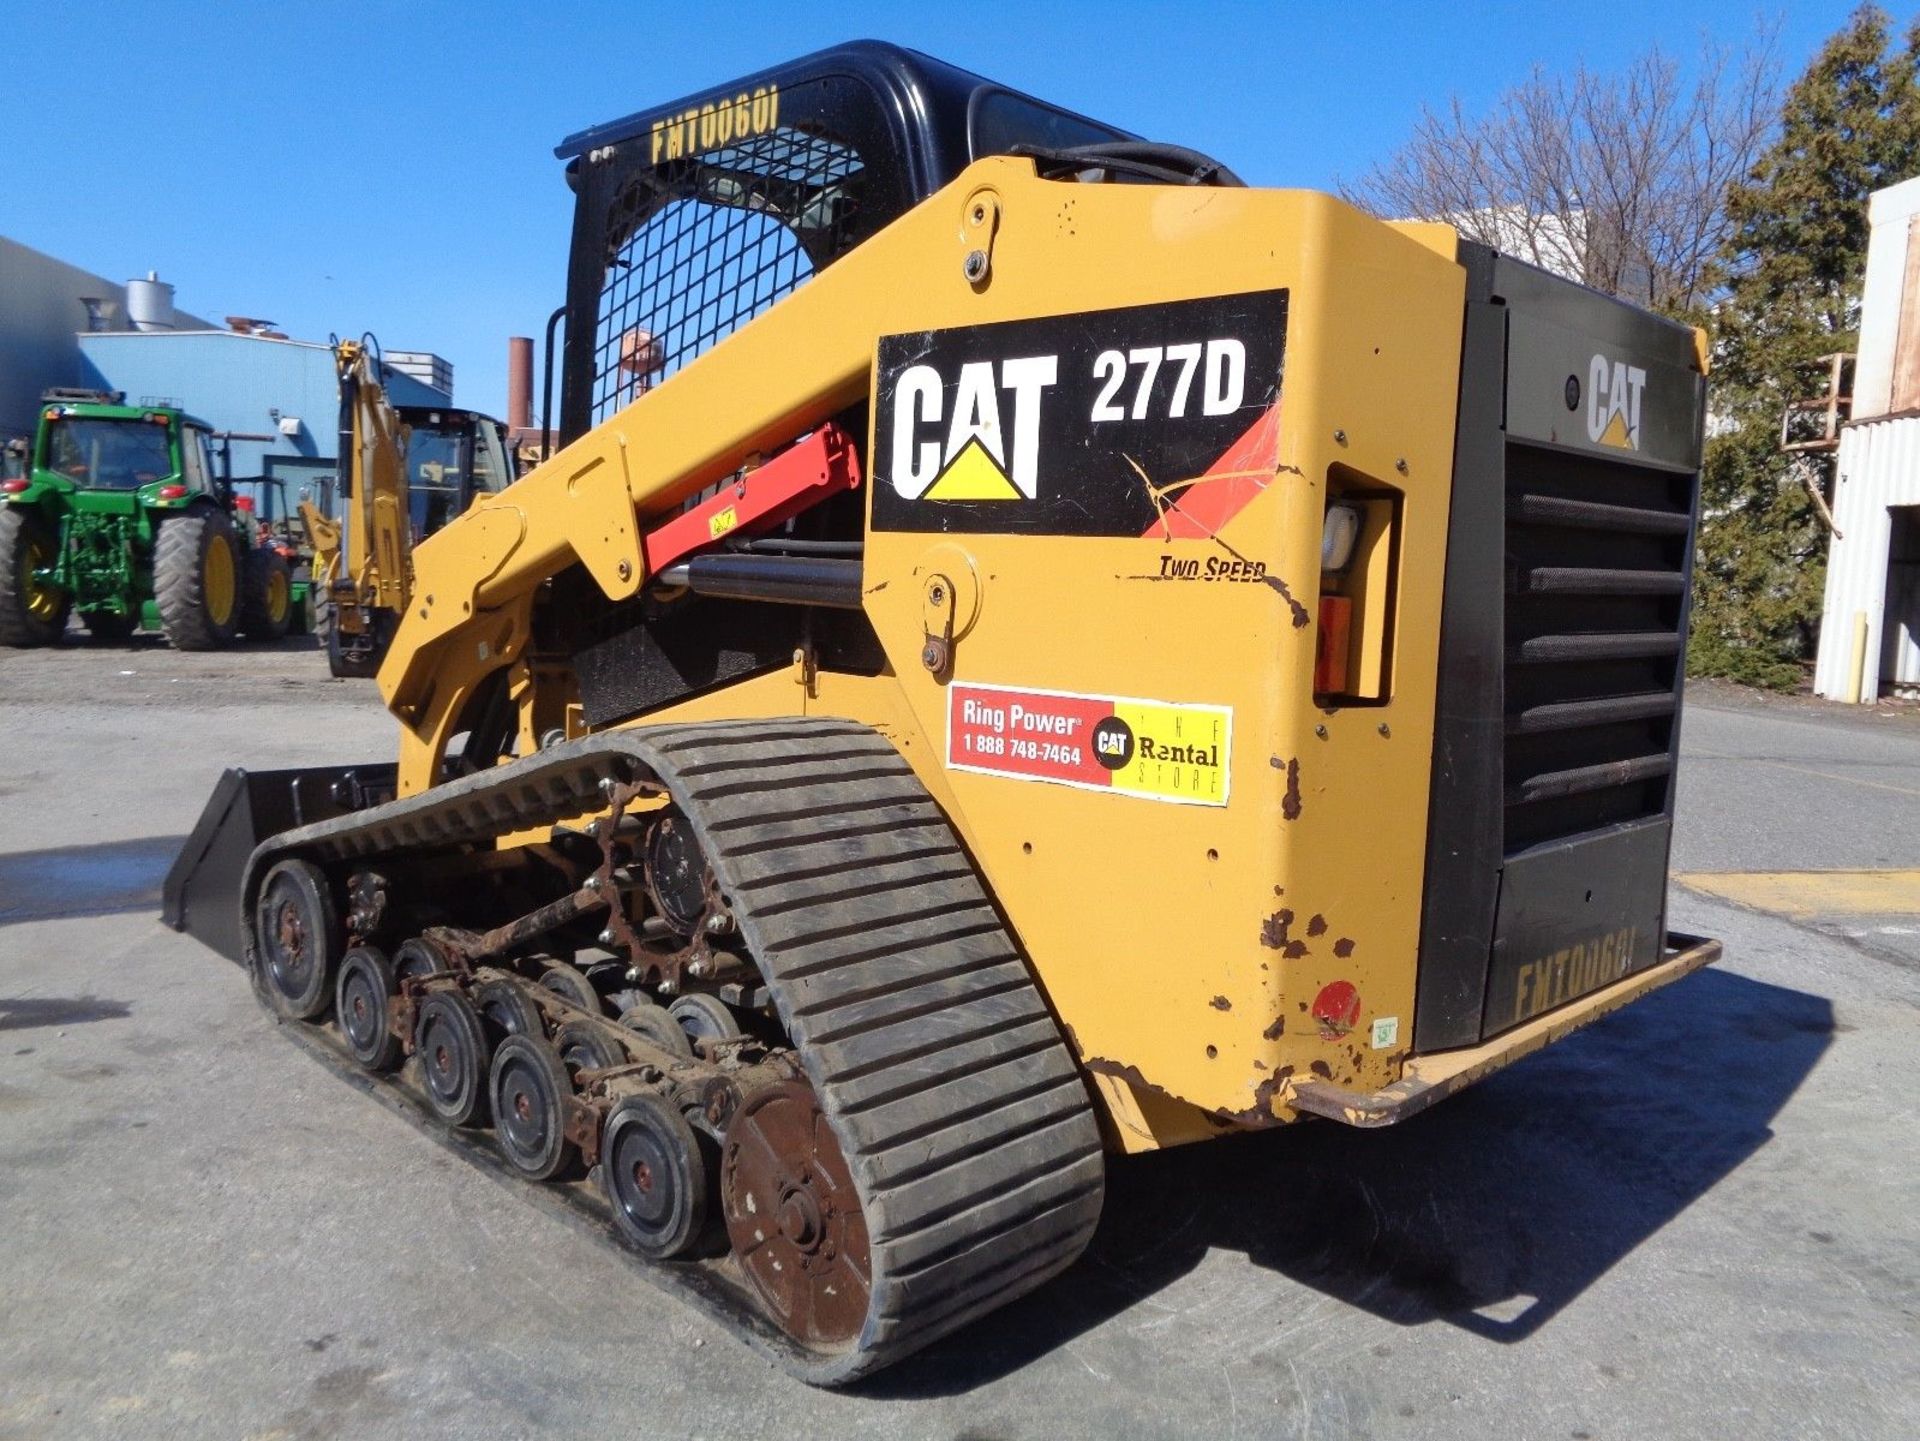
[1306,914,1328,937]
[1209,995,1232,1011]
[1262,1015,1286,1041]
[1266,570,1312,628]
[1083,1055,1204,1117]
[1260,908,1294,949]
[1333,937,1355,958]
[1214,1063,1296,1127]
[1282,757,1303,819]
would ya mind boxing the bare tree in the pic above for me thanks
[1342,35,1780,314]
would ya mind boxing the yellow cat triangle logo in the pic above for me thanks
[1598,409,1635,449]
[923,435,1023,500]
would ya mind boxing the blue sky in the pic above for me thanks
[0,1,1855,417]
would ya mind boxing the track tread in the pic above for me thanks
[239,717,1104,1385]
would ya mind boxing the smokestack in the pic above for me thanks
[508,336,533,432]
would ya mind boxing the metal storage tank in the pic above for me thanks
[125,271,176,331]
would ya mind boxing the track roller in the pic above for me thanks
[668,993,742,1046]
[393,936,452,985]
[336,946,403,1072]
[253,858,340,1020]
[416,991,491,1127]
[489,1033,583,1181]
[618,1002,692,1058]
[602,1091,712,1259]
[475,977,544,1041]
[554,1019,626,1075]
[540,964,602,1013]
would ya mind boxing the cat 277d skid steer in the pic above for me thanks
[164,43,1718,1383]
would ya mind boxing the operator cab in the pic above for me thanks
[397,407,514,540]
[551,40,1135,443]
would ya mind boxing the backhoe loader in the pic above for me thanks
[165,42,1718,1383]
[304,339,514,676]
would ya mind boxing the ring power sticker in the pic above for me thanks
[947,682,1232,806]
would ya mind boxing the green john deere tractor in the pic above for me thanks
[0,390,300,650]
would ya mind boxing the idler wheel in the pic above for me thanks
[474,978,544,1043]
[254,858,341,1020]
[554,1019,627,1076]
[617,1002,693,1059]
[415,991,490,1127]
[489,1033,582,1182]
[601,1091,711,1259]
[722,1079,872,1350]
[668,992,742,1047]
[335,946,403,1073]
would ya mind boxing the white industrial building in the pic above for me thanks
[1813,177,1920,701]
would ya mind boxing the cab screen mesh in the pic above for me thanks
[591,124,866,426]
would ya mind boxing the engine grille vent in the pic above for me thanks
[1501,443,1694,852]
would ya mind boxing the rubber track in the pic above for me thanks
[241,717,1104,1384]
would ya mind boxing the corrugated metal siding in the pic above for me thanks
[1813,416,1920,698]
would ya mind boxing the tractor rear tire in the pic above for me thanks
[241,548,293,640]
[154,509,242,651]
[0,508,70,647]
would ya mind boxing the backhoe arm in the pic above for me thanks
[335,340,411,616]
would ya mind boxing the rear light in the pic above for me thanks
[1314,596,1353,694]
[1320,503,1363,573]
[145,411,170,425]
[1313,494,1395,703]
[234,495,255,511]
[157,484,188,499]
[0,479,28,494]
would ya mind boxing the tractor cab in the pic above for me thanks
[27,393,219,508]
[552,40,1135,443]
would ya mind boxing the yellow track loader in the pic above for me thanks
[165,42,1717,1383]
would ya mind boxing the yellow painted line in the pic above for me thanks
[1676,869,1920,918]
[1687,749,1920,799]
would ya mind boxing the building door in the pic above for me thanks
[1883,506,1920,698]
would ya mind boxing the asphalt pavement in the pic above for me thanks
[1,646,1916,1440]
